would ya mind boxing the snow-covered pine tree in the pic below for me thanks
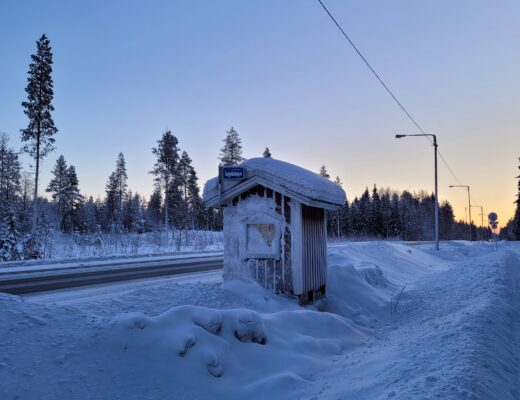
[115,153,128,217]
[122,189,135,232]
[64,165,82,233]
[380,190,392,238]
[105,171,118,228]
[399,191,420,241]
[147,187,163,227]
[79,196,98,233]
[46,155,68,229]
[21,34,58,231]
[319,165,330,179]
[263,147,272,158]
[350,197,361,235]
[514,157,520,240]
[178,150,204,230]
[178,151,192,229]
[370,185,383,237]
[439,200,455,240]
[389,193,401,238]
[219,127,244,166]
[359,188,371,237]
[0,208,22,261]
[186,153,203,229]
[0,134,22,216]
[150,130,180,229]
[19,172,34,230]
[105,153,128,231]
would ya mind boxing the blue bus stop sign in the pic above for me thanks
[222,166,245,180]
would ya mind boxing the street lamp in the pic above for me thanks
[471,205,484,243]
[449,185,472,241]
[395,134,439,251]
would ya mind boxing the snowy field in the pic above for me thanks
[5,230,223,263]
[1,241,519,399]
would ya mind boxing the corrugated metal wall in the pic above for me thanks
[301,205,327,293]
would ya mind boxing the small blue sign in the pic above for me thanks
[223,166,245,180]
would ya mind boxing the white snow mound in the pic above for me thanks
[103,304,365,398]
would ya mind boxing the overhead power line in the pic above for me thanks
[317,0,465,188]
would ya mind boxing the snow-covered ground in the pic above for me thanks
[9,230,223,262]
[1,241,519,399]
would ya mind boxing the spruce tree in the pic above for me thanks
[105,171,118,226]
[187,158,203,229]
[64,165,82,233]
[46,155,68,229]
[514,157,520,240]
[104,153,127,231]
[219,127,244,166]
[178,150,203,229]
[370,185,383,237]
[389,193,401,237]
[439,200,455,240]
[150,130,180,229]
[21,34,58,231]
[147,187,163,227]
[20,172,34,230]
[0,134,22,216]
[0,209,22,261]
[359,188,371,236]
[263,147,272,158]
[380,191,393,238]
[178,151,192,228]
[319,165,330,179]
[115,152,128,216]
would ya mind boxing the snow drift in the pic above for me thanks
[2,241,519,400]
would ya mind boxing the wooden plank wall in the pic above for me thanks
[301,205,327,293]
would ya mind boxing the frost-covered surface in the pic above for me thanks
[0,230,223,264]
[1,241,519,399]
[203,157,346,206]
[222,195,282,281]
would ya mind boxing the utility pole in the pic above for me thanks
[396,134,439,251]
[450,185,472,241]
[471,205,484,243]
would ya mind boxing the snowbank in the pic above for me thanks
[2,241,519,400]
[102,304,364,398]
[324,242,445,326]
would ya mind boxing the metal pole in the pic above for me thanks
[395,133,440,251]
[433,135,439,251]
[467,186,472,241]
[480,206,484,243]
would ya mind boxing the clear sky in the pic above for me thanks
[1,0,519,226]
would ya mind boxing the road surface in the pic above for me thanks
[0,255,223,294]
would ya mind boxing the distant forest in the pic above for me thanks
[324,182,490,242]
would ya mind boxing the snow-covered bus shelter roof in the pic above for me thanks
[203,158,346,210]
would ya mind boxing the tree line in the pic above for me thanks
[322,176,490,241]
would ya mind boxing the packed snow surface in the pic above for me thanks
[1,241,519,399]
[203,157,346,206]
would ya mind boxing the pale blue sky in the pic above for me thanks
[1,0,519,224]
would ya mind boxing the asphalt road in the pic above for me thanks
[0,255,224,295]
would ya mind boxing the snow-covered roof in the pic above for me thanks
[203,158,346,210]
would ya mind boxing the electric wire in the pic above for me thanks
[317,0,465,188]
